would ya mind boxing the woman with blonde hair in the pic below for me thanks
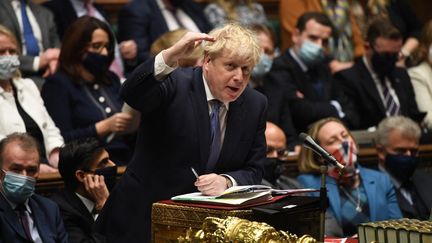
[0,25,63,172]
[408,20,432,129]
[204,0,267,27]
[297,117,401,237]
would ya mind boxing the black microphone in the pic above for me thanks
[299,133,345,172]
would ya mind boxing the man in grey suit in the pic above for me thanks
[0,0,60,88]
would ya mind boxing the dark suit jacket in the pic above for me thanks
[117,0,212,70]
[396,170,432,220]
[42,0,107,39]
[0,0,60,74]
[335,58,420,129]
[50,190,105,243]
[263,50,358,146]
[95,57,267,243]
[0,193,68,243]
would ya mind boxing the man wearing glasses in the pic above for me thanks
[375,116,432,220]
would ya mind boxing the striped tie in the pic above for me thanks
[380,78,400,116]
[206,100,222,172]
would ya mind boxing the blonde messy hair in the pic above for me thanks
[0,24,21,79]
[298,117,357,174]
[203,23,260,66]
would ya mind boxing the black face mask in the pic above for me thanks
[82,52,111,79]
[263,158,285,184]
[95,165,117,191]
[371,50,398,79]
[385,154,418,183]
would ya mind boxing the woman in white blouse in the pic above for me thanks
[408,20,432,129]
[0,25,63,172]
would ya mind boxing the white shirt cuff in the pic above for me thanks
[33,56,40,72]
[154,51,176,80]
[221,174,238,187]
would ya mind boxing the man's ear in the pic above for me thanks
[292,28,301,44]
[75,170,86,183]
[202,56,211,72]
[376,144,386,161]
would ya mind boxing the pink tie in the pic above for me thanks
[84,0,95,17]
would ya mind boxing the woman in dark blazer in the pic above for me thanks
[42,16,134,165]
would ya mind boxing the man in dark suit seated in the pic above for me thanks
[334,17,421,130]
[263,12,358,149]
[375,116,432,220]
[50,137,117,243]
[95,23,267,243]
[0,133,68,243]
[117,0,212,72]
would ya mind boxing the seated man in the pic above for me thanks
[0,133,68,242]
[335,17,421,129]
[263,122,300,189]
[51,137,117,243]
[375,116,432,220]
[263,12,358,149]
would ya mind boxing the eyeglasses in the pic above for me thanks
[87,42,110,53]
[266,147,288,159]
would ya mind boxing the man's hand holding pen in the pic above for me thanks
[191,167,229,196]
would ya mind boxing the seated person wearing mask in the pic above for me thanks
[263,121,300,189]
[0,133,68,243]
[264,12,358,149]
[51,137,117,243]
[376,116,432,220]
[297,118,402,237]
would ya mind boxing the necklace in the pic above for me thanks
[340,185,362,213]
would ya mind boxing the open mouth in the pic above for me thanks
[227,86,240,93]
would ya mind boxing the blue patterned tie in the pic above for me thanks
[207,100,222,171]
[380,78,400,116]
[20,0,39,56]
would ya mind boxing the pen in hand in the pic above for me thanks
[191,167,199,179]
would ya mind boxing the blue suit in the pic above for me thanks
[95,57,267,242]
[117,0,212,71]
[298,166,402,225]
[0,193,68,243]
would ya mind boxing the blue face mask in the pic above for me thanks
[1,170,36,204]
[298,40,324,66]
[251,53,273,80]
[384,154,418,183]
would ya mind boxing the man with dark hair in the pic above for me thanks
[263,11,358,149]
[375,116,432,220]
[0,132,68,243]
[335,17,421,129]
[50,137,117,243]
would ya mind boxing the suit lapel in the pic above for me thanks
[64,191,94,225]
[189,69,211,171]
[0,193,29,240]
[358,61,387,115]
[0,1,22,44]
[326,178,342,223]
[29,196,51,242]
[27,1,47,49]
[360,170,378,220]
[217,96,245,170]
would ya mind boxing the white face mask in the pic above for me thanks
[0,55,20,80]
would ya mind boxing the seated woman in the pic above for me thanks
[409,20,432,130]
[0,25,63,173]
[297,117,402,237]
[42,16,134,166]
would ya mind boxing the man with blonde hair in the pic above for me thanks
[376,116,432,220]
[96,23,267,242]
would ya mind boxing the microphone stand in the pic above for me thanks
[319,165,328,243]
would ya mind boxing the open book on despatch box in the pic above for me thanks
[171,185,319,207]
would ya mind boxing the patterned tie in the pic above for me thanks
[162,0,184,28]
[380,78,400,116]
[16,204,32,241]
[20,0,39,56]
[207,100,222,171]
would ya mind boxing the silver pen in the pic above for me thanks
[191,167,199,179]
